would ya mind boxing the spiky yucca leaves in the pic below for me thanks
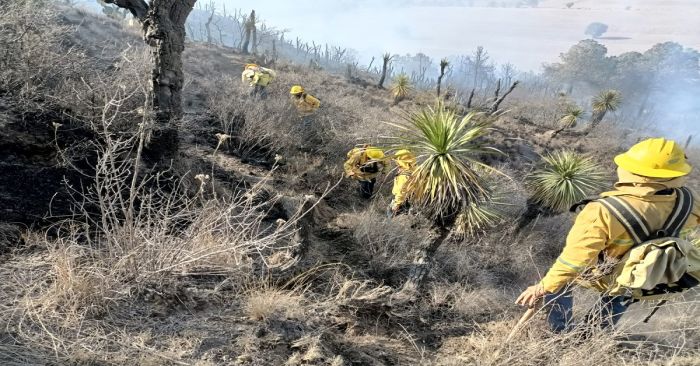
[592,90,622,114]
[527,151,607,212]
[550,105,584,138]
[391,74,412,104]
[389,104,501,296]
[587,90,622,132]
[559,106,583,129]
[390,104,499,223]
[454,196,505,238]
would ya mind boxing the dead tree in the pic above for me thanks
[232,9,246,49]
[271,39,278,64]
[436,58,449,97]
[214,19,225,46]
[105,0,197,157]
[466,88,476,108]
[378,53,392,89]
[492,79,501,102]
[489,80,519,114]
[251,19,259,54]
[204,1,215,44]
[241,9,255,54]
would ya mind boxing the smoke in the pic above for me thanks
[87,0,699,141]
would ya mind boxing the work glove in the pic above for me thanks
[515,283,545,308]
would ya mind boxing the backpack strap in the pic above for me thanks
[660,187,694,237]
[570,197,599,213]
[597,196,652,245]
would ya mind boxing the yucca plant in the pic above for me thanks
[391,74,412,105]
[517,150,607,231]
[436,58,450,97]
[551,105,583,138]
[586,89,622,133]
[388,103,500,295]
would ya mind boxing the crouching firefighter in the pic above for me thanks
[344,145,387,199]
[388,149,416,217]
[242,63,275,98]
[516,138,700,333]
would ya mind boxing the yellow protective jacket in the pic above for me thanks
[540,169,700,293]
[344,148,386,181]
[392,169,412,208]
[294,94,321,115]
[252,71,272,87]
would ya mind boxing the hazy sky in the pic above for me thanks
[212,0,700,71]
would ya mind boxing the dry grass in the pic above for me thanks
[244,287,305,321]
[1,2,699,365]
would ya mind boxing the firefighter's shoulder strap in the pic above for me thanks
[596,187,693,245]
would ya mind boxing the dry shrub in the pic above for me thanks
[0,0,88,101]
[452,287,512,319]
[436,320,653,366]
[6,78,302,361]
[244,287,304,321]
[351,208,425,277]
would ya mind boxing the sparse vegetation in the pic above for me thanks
[1,2,699,365]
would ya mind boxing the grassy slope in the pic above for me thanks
[0,5,698,366]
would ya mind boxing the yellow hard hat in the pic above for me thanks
[394,149,416,162]
[614,138,692,178]
[366,147,384,160]
[394,149,416,169]
[244,63,259,70]
[290,85,305,95]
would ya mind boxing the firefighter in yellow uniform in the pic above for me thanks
[388,149,416,217]
[290,85,320,122]
[516,138,699,332]
[344,145,387,199]
[241,63,274,98]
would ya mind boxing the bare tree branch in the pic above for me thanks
[104,0,149,21]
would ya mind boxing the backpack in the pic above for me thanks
[595,187,700,301]
[259,67,276,78]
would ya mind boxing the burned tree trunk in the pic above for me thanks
[436,58,449,98]
[396,226,450,299]
[241,9,255,54]
[585,111,607,134]
[489,80,519,114]
[492,78,501,101]
[106,0,197,161]
[467,88,476,109]
[251,22,258,54]
[205,2,215,44]
[378,53,391,89]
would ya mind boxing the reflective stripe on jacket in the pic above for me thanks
[540,170,700,293]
